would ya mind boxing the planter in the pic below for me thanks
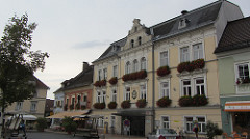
[94,80,106,87]
[236,78,250,85]
[136,99,147,108]
[192,94,208,106]
[122,71,147,82]
[121,100,131,109]
[192,59,205,69]
[108,77,118,85]
[178,95,193,107]
[93,102,105,109]
[108,102,118,109]
[156,97,172,108]
[157,66,171,77]
[177,59,205,73]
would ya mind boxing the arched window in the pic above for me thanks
[125,61,131,74]
[141,57,146,71]
[130,39,134,48]
[133,59,138,72]
[138,36,142,46]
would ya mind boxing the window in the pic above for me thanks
[30,101,37,112]
[98,117,104,128]
[98,69,102,81]
[140,84,147,99]
[113,65,118,77]
[111,89,117,102]
[72,98,75,105]
[77,95,81,103]
[141,57,146,71]
[83,95,87,102]
[125,61,131,74]
[16,102,23,111]
[138,36,142,46]
[97,91,106,103]
[236,63,249,80]
[133,59,139,72]
[184,116,206,133]
[182,80,192,96]
[195,78,205,95]
[102,91,106,103]
[66,99,69,105]
[160,51,169,66]
[180,47,190,62]
[161,116,170,129]
[179,19,186,29]
[131,39,134,48]
[103,68,107,80]
[97,92,101,103]
[160,82,170,98]
[125,87,130,101]
[193,44,203,60]
[110,116,116,128]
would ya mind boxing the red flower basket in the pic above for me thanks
[136,99,147,108]
[177,59,205,73]
[108,77,118,85]
[157,66,171,77]
[94,80,106,87]
[192,94,208,106]
[121,100,131,109]
[178,95,193,107]
[93,102,105,109]
[192,59,205,69]
[122,71,147,82]
[156,97,172,108]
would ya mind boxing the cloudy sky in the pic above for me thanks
[0,0,249,100]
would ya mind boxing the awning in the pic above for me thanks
[46,110,91,119]
[224,101,250,112]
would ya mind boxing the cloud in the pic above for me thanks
[73,40,112,49]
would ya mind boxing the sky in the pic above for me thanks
[0,0,249,100]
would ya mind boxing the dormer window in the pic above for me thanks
[138,36,142,46]
[179,19,186,29]
[131,39,134,48]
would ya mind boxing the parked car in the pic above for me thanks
[147,129,178,139]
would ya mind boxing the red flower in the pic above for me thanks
[94,80,106,87]
[93,102,105,109]
[108,102,118,109]
[121,100,131,109]
[108,77,118,85]
[156,97,172,107]
[122,71,147,82]
[157,66,171,77]
[136,99,147,108]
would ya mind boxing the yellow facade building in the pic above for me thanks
[92,0,244,137]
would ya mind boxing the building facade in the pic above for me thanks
[215,17,250,134]
[91,0,244,137]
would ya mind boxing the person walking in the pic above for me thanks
[193,120,199,139]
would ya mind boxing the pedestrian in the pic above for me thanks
[19,119,26,136]
[193,120,199,139]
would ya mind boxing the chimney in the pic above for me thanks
[82,62,90,72]
[181,10,188,15]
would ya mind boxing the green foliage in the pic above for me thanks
[0,14,49,107]
[62,116,77,133]
[35,117,47,131]
[205,120,223,139]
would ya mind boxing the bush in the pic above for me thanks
[35,117,47,131]
[121,100,131,109]
[108,102,118,109]
[157,66,171,77]
[206,120,223,139]
[156,97,172,108]
[136,99,147,108]
[62,116,77,133]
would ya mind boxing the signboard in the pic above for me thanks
[225,101,250,112]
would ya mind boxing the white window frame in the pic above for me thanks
[235,62,249,80]
[160,51,169,67]
[180,46,190,62]
[141,57,147,71]
[110,115,116,128]
[181,79,192,96]
[111,89,117,102]
[16,102,23,111]
[30,101,37,111]
[140,84,147,100]
[160,116,170,129]
[125,61,131,74]
[194,78,205,95]
[124,87,130,101]
[159,82,170,98]
[179,19,186,29]
[193,43,203,60]
[98,69,102,81]
[133,59,139,73]
[98,117,104,128]
[103,68,107,80]
[113,65,118,77]
[184,116,206,133]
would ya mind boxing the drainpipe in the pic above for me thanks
[150,28,155,133]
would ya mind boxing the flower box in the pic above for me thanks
[93,102,105,109]
[157,65,171,77]
[121,100,131,109]
[136,99,147,108]
[94,80,106,87]
[192,94,208,106]
[108,77,118,85]
[108,102,118,109]
[178,95,193,107]
[236,78,250,85]
[122,71,147,82]
[177,59,205,73]
[156,97,172,108]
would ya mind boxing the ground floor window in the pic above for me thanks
[232,112,250,133]
[110,116,116,128]
[98,117,104,128]
[184,116,206,133]
[161,116,170,129]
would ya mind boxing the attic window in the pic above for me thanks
[179,19,186,29]
[134,27,137,32]
[131,39,134,48]
[138,36,142,46]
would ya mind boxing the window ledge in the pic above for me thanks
[177,68,207,77]
[157,75,172,80]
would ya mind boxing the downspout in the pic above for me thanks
[150,28,155,133]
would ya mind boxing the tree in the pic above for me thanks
[0,14,49,138]
[205,120,223,139]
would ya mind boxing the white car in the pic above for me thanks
[147,129,179,139]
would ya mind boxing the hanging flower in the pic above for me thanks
[157,65,171,77]
[121,100,131,109]
[107,102,118,109]
[122,71,147,82]
[93,102,105,109]
[108,77,118,85]
[94,80,106,87]
[156,97,172,108]
[136,99,147,108]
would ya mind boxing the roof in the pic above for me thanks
[61,65,94,90]
[95,1,224,62]
[34,76,50,89]
[215,17,250,53]
[152,1,222,40]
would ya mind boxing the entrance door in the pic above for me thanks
[122,116,145,136]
